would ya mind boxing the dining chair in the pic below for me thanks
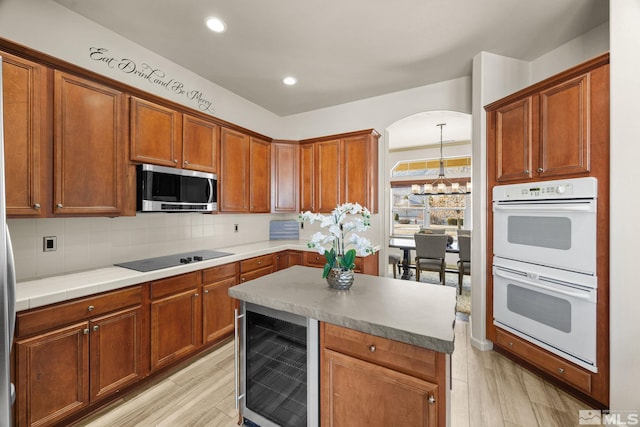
[413,233,448,285]
[388,253,401,278]
[418,228,446,234]
[457,235,471,294]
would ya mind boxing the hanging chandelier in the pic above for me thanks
[411,123,471,195]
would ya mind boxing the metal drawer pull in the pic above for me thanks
[523,170,530,175]
[93,325,99,331]
[537,167,544,173]
[87,305,94,312]
[558,368,565,374]
[57,203,63,208]
[83,328,89,334]
[508,341,514,347]
[428,395,436,404]
[34,203,41,209]
[204,289,209,294]
[194,293,199,297]
[369,345,376,352]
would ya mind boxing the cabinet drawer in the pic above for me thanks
[304,252,325,268]
[240,265,275,283]
[322,322,438,382]
[202,262,238,283]
[150,271,201,299]
[240,254,274,273]
[16,286,142,337]
[495,328,592,393]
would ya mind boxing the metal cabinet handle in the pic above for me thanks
[34,203,41,209]
[194,293,199,297]
[57,203,63,208]
[369,345,376,352]
[83,328,89,335]
[173,159,178,164]
[184,160,189,165]
[428,395,436,404]
[92,325,99,331]
[523,170,530,175]
[558,368,565,374]
[537,167,544,173]
[508,341,514,347]
[204,289,209,294]
[87,305,94,312]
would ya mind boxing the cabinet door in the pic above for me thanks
[219,127,249,212]
[315,139,341,212]
[2,51,45,217]
[130,96,182,167]
[494,96,535,182]
[271,142,299,212]
[16,322,90,427]
[343,134,377,211]
[182,114,218,173]
[150,289,201,370]
[203,276,237,344]
[249,136,271,212]
[299,143,315,212]
[322,349,438,427]
[89,306,143,403]
[53,71,126,215]
[539,73,590,177]
[288,250,303,267]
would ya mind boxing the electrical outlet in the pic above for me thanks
[43,236,57,252]
[234,224,239,232]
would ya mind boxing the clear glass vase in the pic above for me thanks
[326,268,355,290]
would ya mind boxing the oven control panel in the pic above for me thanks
[493,177,597,201]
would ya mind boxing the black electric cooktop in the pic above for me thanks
[115,250,234,272]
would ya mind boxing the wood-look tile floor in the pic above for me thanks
[74,320,592,427]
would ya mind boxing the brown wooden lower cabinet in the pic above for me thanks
[240,254,275,283]
[14,288,144,427]
[150,272,202,371]
[321,322,444,427]
[202,263,239,345]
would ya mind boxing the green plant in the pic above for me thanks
[298,203,376,278]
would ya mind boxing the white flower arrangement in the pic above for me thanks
[298,203,377,278]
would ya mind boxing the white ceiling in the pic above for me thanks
[388,111,471,150]
[53,0,608,117]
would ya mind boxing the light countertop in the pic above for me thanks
[15,240,312,311]
[229,265,457,354]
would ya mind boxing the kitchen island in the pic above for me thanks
[229,265,456,427]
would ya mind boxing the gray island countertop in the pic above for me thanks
[229,265,456,354]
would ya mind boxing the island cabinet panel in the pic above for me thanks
[321,323,442,427]
[1,51,47,217]
[182,113,219,173]
[202,263,239,345]
[14,285,144,427]
[53,71,127,216]
[130,96,182,167]
[150,272,202,371]
[271,141,299,213]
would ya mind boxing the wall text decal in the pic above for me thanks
[89,47,215,114]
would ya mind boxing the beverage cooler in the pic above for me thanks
[235,302,319,427]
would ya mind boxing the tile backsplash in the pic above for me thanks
[9,212,297,281]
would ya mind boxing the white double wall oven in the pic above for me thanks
[492,177,598,372]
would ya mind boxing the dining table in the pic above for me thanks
[389,236,459,280]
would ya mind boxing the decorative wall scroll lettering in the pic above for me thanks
[89,47,216,114]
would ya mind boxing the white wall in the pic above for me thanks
[609,0,640,412]
[0,0,280,136]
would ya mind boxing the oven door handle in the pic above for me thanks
[493,203,594,213]
[493,268,593,300]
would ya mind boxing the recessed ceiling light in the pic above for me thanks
[283,76,297,86]
[205,17,226,33]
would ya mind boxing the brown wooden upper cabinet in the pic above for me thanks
[271,141,299,213]
[219,127,270,213]
[53,71,127,216]
[1,51,47,217]
[300,129,379,213]
[487,57,609,183]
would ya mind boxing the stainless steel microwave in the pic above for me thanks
[136,164,217,212]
